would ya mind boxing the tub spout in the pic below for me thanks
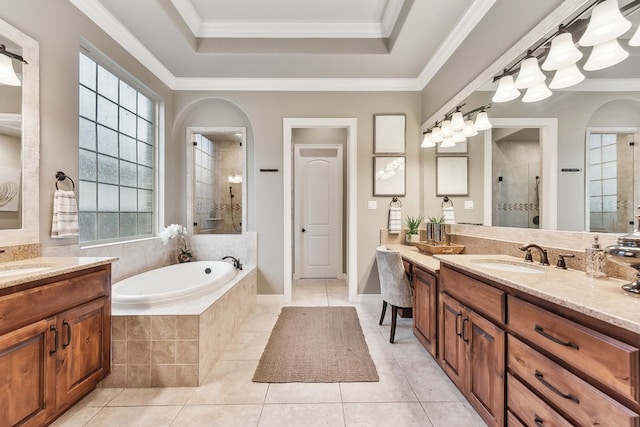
[222,256,242,270]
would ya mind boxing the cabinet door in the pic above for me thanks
[0,318,56,427]
[439,293,465,390]
[56,297,109,409]
[465,309,505,427]
[413,267,437,357]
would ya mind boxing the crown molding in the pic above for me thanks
[171,0,404,39]
[172,77,421,91]
[416,0,496,89]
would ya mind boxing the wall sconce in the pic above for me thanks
[0,44,27,86]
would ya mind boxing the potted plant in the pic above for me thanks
[426,215,445,243]
[404,215,424,245]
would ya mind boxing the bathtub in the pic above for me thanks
[112,260,237,309]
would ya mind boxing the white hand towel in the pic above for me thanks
[388,206,402,234]
[442,206,456,224]
[51,189,79,238]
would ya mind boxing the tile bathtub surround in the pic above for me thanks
[189,231,257,267]
[0,242,41,262]
[106,268,257,388]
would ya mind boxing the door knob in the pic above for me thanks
[301,228,306,232]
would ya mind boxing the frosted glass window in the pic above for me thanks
[588,132,618,232]
[590,196,602,211]
[602,162,617,179]
[589,164,602,180]
[79,52,157,244]
[589,134,601,149]
[603,195,617,211]
[602,178,617,195]
[602,134,617,145]
[602,144,616,162]
[79,118,96,150]
[589,148,601,165]
[589,180,602,196]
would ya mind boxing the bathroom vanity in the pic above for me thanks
[0,258,114,427]
[389,244,640,427]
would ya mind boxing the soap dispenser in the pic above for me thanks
[586,235,606,278]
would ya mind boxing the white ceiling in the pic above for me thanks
[69,0,497,91]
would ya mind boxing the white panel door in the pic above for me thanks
[294,144,343,278]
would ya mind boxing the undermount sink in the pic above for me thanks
[0,263,56,279]
[471,259,546,274]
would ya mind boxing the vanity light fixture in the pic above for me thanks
[583,37,630,70]
[522,81,553,103]
[492,72,520,103]
[420,103,492,149]
[0,44,27,86]
[630,23,640,46]
[514,53,546,89]
[548,63,585,89]
[578,0,631,47]
[450,107,465,131]
[541,30,583,71]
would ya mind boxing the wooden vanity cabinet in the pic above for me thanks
[439,265,506,427]
[412,266,438,357]
[0,265,111,426]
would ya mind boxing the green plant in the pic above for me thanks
[427,215,445,224]
[404,215,424,235]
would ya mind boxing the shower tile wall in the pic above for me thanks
[492,139,541,228]
[194,135,215,234]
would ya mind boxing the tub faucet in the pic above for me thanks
[222,256,242,270]
[519,243,549,266]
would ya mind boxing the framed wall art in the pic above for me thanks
[436,156,468,196]
[373,156,405,196]
[374,114,405,154]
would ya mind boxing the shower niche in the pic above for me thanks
[190,128,245,234]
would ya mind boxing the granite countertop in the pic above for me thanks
[0,256,118,291]
[384,244,440,274]
[435,254,640,335]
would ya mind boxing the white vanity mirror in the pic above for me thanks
[0,18,40,243]
[424,0,640,233]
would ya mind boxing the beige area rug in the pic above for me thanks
[252,306,379,383]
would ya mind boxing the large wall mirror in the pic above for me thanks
[0,18,39,243]
[424,0,640,233]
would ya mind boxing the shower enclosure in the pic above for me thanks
[190,128,245,235]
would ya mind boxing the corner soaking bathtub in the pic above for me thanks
[112,260,237,309]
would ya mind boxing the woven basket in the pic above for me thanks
[415,241,465,255]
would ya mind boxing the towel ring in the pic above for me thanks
[441,196,453,208]
[55,171,75,190]
[389,197,402,207]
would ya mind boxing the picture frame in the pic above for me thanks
[373,156,405,196]
[436,140,468,154]
[436,156,468,196]
[374,114,406,154]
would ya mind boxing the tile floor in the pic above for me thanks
[52,279,486,426]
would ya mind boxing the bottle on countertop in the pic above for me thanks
[586,235,607,278]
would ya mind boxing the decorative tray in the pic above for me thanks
[414,241,465,255]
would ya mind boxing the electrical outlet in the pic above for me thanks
[464,200,474,210]
[367,201,377,210]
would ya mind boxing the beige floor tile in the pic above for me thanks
[396,358,466,402]
[295,279,328,290]
[187,360,268,405]
[340,358,418,403]
[171,404,262,427]
[327,289,350,306]
[258,403,345,427]
[241,313,280,332]
[219,331,271,361]
[84,406,182,426]
[107,387,195,406]
[361,331,396,360]
[264,382,342,404]
[325,279,347,289]
[343,402,433,427]
[76,387,123,407]
[422,401,487,427]
[50,405,102,426]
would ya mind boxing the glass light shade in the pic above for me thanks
[421,133,435,148]
[492,75,520,103]
[578,0,631,47]
[450,111,465,131]
[474,111,492,131]
[522,81,552,103]
[440,137,455,148]
[440,120,453,137]
[452,132,466,143]
[0,55,20,86]
[462,120,478,137]
[430,126,443,143]
[630,25,640,46]
[541,32,583,70]
[549,63,585,89]
[583,38,629,71]
[514,56,546,89]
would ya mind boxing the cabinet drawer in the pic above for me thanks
[509,335,640,426]
[508,296,640,403]
[507,410,526,427]
[0,268,110,335]
[440,265,505,324]
[508,374,573,427]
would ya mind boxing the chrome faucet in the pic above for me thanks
[222,256,242,270]
[519,244,550,266]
